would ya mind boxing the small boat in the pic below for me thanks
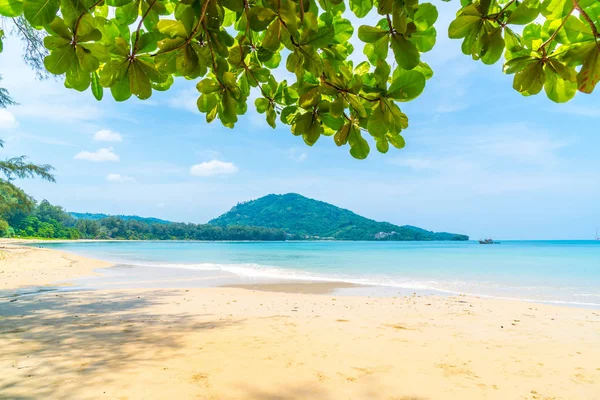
[596,228,600,241]
[479,238,499,244]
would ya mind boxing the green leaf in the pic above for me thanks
[333,19,353,44]
[105,0,134,6]
[347,94,366,118]
[66,59,91,91]
[348,126,369,159]
[368,103,389,137]
[387,133,405,149]
[44,35,70,50]
[129,62,152,99]
[541,0,572,20]
[350,0,372,18]
[305,26,335,48]
[266,105,276,128]
[364,35,389,64]
[414,3,438,31]
[91,71,103,100]
[197,78,221,94]
[262,20,281,52]
[410,26,436,53]
[76,45,99,72]
[111,76,132,101]
[507,0,541,25]
[448,15,481,39]
[279,0,297,36]
[44,45,76,75]
[577,46,600,94]
[0,0,22,17]
[334,123,351,146]
[157,20,188,38]
[255,97,269,113]
[358,25,388,43]
[376,138,389,153]
[555,15,595,44]
[197,93,219,113]
[513,62,545,95]
[388,69,426,101]
[480,29,505,65]
[23,0,59,26]
[115,0,139,26]
[390,36,420,70]
[544,65,576,102]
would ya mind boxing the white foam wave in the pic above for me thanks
[103,260,600,307]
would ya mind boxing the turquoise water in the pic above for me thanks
[36,240,600,306]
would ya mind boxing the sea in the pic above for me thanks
[33,240,600,307]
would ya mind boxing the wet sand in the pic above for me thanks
[1,242,599,399]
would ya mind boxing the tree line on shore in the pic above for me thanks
[0,199,287,241]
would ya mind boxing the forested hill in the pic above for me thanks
[209,194,469,241]
[70,212,171,225]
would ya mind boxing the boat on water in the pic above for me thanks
[596,228,600,241]
[479,238,500,244]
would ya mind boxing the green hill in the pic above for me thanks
[209,193,468,241]
[69,212,171,225]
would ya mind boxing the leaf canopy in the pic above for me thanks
[0,0,599,159]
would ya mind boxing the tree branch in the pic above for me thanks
[151,0,211,57]
[132,0,159,55]
[573,0,599,39]
[538,7,574,56]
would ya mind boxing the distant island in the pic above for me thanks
[210,193,468,241]
[3,194,468,241]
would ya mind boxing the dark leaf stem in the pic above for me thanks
[151,0,211,57]
[132,0,159,55]
[538,7,574,56]
[73,0,105,39]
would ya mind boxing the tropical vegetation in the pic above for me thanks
[1,198,288,239]
[1,0,597,159]
[0,139,56,236]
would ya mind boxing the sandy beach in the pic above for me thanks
[1,243,599,399]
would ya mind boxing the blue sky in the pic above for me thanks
[1,3,599,240]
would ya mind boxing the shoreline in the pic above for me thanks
[1,244,599,398]
[0,241,112,292]
[7,238,600,308]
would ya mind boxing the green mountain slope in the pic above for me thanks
[209,193,468,241]
[69,212,171,225]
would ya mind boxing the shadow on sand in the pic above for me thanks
[0,290,236,399]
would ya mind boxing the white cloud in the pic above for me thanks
[190,160,238,177]
[106,173,134,182]
[168,89,197,113]
[94,129,123,142]
[550,104,600,118]
[196,149,222,160]
[0,110,19,130]
[286,147,308,162]
[389,158,434,170]
[74,148,119,162]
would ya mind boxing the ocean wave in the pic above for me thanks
[101,260,600,307]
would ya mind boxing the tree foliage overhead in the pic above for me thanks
[449,0,600,102]
[0,0,598,158]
